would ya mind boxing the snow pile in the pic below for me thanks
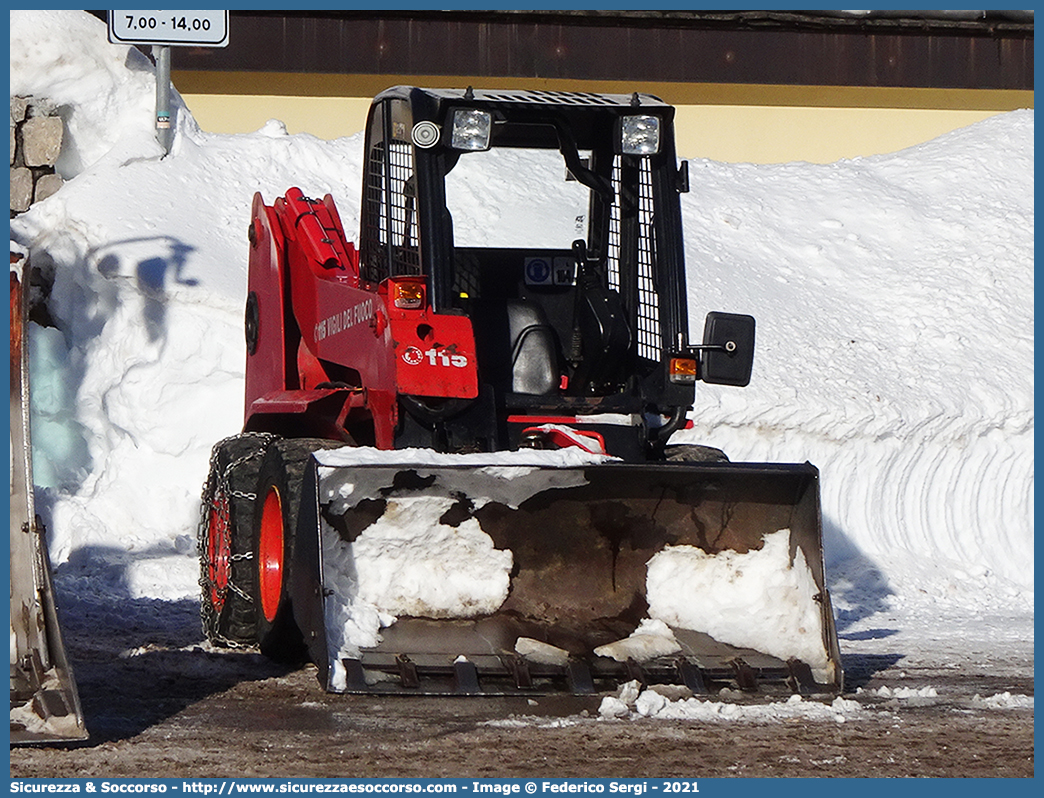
[645,530,830,678]
[7,11,1033,681]
[334,497,512,619]
[321,495,513,689]
[859,684,941,707]
[446,146,589,248]
[316,446,611,678]
[866,685,938,700]
[493,685,1032,727]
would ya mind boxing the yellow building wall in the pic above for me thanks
[673,105,1007,163]
[173,72,1032,165]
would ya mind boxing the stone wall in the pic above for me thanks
[11,97,65,216]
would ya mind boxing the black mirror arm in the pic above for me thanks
[685,341,739,355]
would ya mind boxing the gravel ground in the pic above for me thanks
[9,595,1034,779]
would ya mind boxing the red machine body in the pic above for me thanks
[243,187,478,449]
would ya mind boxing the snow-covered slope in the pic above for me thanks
[9,12,1033,666]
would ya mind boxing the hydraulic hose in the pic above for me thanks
[655,406,688,443]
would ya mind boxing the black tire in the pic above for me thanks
[198,433,275,646]
[252,438,340,662]
[663,444,730,463]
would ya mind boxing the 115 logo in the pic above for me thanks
[402,346,468,368]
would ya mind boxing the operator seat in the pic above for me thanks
[471,298,560,397]
[506,301,558,395]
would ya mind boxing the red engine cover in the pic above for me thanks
[385,279,478,399]
[245,190,478,448]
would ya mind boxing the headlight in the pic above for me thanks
[619,115,660,155]
[450,109,492,151]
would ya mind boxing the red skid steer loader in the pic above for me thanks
[199,87,843,696]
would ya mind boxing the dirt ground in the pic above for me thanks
[9,596,1034,779]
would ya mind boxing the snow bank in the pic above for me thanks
[10,10,175,178]
[673,111,1034,596]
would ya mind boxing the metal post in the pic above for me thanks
[155,45,173,155]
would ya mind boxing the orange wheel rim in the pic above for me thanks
[206,491,231,612]
[258,487,284,623]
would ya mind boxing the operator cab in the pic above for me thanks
[358,86,753,456]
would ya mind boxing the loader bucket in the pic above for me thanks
[10,261,88,744]
[289,449,842,696]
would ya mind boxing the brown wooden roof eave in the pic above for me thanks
[86,10,1033,91]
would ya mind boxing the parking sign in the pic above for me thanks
[108,10,229,48]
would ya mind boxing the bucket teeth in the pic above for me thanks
[565,660,595,694]
[730,658,759,692]
[499,654,534,689]
[396,654,420,689]
[343,658,369,691]
[674,658,707,694]
[625,657,646,686]
[33,689,72,720]
[452,659,480,694]
[785,658,816,694]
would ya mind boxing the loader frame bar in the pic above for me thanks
[9,257,88,744]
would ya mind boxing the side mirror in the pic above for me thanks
[700,312,755,387]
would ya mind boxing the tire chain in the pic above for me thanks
[196,431,278,648]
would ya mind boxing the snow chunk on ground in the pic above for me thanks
[868,685,939,700]
[971,692,1034,710]
[646,529,830,676]
[598,683,869,723]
